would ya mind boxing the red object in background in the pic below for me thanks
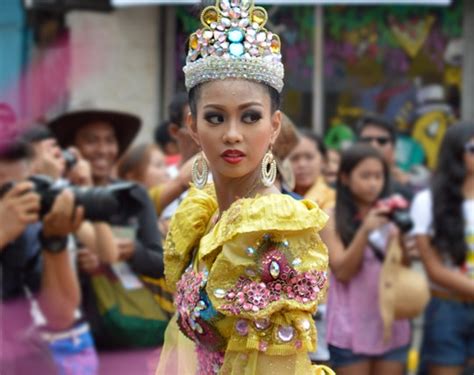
[165,154,181,167]
[375,194,409,211]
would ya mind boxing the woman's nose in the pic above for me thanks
[222,122,243,144]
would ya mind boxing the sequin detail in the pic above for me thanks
[196,346,225,375]
[175,269,207,340]
[220,250,327,314]
[175,268,226,350]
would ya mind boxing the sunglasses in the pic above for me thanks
[360,136,392,146]
[465,143,474,154]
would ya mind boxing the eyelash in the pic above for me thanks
[203,111,262,125]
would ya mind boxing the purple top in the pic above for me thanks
[326,242,410,355]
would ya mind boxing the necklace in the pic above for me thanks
[211,178,262,225]
[236,177,262,200]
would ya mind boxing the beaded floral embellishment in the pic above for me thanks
[219,237,327,314]
[175,266,226,350]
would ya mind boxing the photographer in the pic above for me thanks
[21,125,118,264]
[0,141,84,374]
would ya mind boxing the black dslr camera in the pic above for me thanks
[375,195,413,233]
[0,175,143,222]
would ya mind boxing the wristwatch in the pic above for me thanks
[39,230,68,253]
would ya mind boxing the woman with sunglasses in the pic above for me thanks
[410,122,474,375]
[155,1,333,374]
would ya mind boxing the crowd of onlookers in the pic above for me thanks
[1,94,473,375]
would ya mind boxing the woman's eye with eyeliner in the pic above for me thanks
[242,111,262,124]
[204,113,224,124]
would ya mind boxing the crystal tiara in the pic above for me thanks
[183,0,285,93]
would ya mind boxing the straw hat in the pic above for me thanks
[379,238,430,342]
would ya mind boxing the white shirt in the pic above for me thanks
[410,189,474,283]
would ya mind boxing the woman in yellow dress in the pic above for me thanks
[156,1,333,374]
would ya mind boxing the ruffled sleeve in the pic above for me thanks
[203,194,332,373]
[163,184,217,291]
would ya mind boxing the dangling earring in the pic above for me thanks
[261,149,277,187]
[192,152,209,189]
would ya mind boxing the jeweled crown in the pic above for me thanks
[183,0,284,93]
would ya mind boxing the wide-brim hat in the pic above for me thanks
[48,109,141,156]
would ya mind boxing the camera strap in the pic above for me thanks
[368,242,385,263]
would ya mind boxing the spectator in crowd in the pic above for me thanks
[324,148,341,188]
[118,143,170,189]
[289,129,336,212]
[0,139,87,374]
[321,144,411,375]
[166,92,200,176]
[158,92,201,228]
[356,114,413,201]
[154,120,180,166]
[272,112,301,197]
[410,122,474,375]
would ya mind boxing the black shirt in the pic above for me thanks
[0,223,42,301]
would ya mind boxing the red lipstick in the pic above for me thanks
[221,149,246,164]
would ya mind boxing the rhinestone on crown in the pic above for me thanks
[183,0,284,93]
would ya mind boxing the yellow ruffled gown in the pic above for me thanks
[156,184,334,375]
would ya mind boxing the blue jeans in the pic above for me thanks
[328,344,409,368]
[419,296,474,367]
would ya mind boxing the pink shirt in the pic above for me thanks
[326,243,410,355]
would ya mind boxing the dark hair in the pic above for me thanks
[335,144,390,247]
[0,140,33,162]
[300,129,327,159]
[169,92,189,128]
[431,122,474,265]
[154,120,174,149]
[188,82,281,117]
[356,114,396,143]
[21,125,54,144]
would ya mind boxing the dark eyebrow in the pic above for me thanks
[203,102,264,110]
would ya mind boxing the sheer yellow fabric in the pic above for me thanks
[157,185,334,375]
[155,315,197,375]
[221,351,334,375]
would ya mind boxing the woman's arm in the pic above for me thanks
[320,207,390,282]
[76,222,119,263]
[321,215,369,282]
[416,234,474,298]
[128,186,164,278]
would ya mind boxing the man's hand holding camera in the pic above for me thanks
[0,182,40,248]
[41,189,84,253]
